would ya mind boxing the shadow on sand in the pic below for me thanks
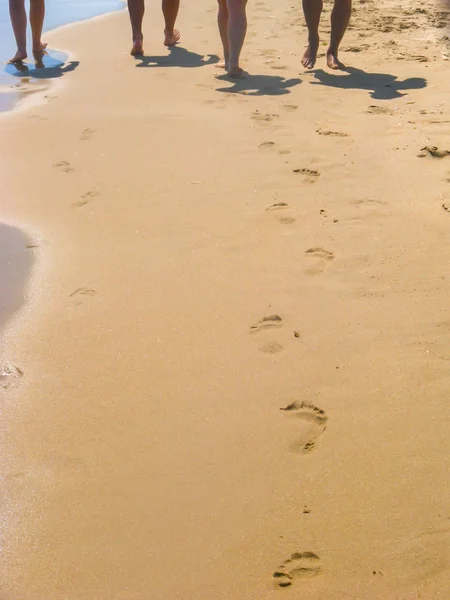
[215,73,302,96]
[135,46,220,68]
[5,51,79,80]
[310,67,427,100]
[0,223,34,336]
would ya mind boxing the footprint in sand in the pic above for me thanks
[250,314,284,354]
[69,287,96,297]
[316,128,348,137]
[80,128,96,141]
[259,342,284,354]
[417,146,450,158]
[28,114,48,121]
[266,203,296,225]
[69,287,97,305]
[280,401,327,454]
[1,364,24,390]
[251,111,279,123]
[258,140,291,155]
[273,552,322,588]
[424,119,450,125]
[342,44,370,53]
[73,190,100,208]
[443,204,450,213]
[407,54,429,63]
[53,160,74,173]
[259,140,276,149]
[44,94,58,103]
[367,105,394,115]
[250,314,283,333]
[293,168,320,183]
[205,99,227,110]
[259,49,276,58]
[266,202,288,210]
[352,198,387,206]
[283,104,298,112]
[304,247,334,275]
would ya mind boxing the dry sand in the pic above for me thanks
[1,0,450,598]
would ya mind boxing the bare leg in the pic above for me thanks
[327,0,351,69]
[128,0,145,55]
[30,0,46,54]
[217,0,229,69]
[226,0,247,77]
[301,0,322,69]
[9,0,27,62]
[162,0,180,46]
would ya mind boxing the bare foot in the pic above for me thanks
[9,50,27,64]
[327,50,344,70]
[164,29,180,47]
[227,65,244,78]
[301,37,319,69]
[131,36,144,56]
[32,42,47,55]
[215,59,229,69]
[34,54,45,68]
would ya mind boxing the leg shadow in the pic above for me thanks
[215,74,302,96]
[5,50,79,80]
[310,67,427,100]
[135,46,219,68]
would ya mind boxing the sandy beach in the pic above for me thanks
[1,0,450,598]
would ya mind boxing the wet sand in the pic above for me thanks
[0,1,124,112]
[1,0,450,599]
[0,52,74,115]
[0,223,33,336]
[0,93,18,112]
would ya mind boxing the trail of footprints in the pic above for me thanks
[270,397,327,588]
[248,251,330,585]
[249,313,329,452]
[252,100,412,584]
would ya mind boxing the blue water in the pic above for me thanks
[0,0,125,110]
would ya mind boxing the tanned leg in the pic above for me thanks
[9,0,27,62]
[327,0,351,69]
[30,0,47,55]
[217,0,229,69]
[128,0,145,55]
[162,0,180,46]
[301,0,323,69]
[226,0,247,77]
